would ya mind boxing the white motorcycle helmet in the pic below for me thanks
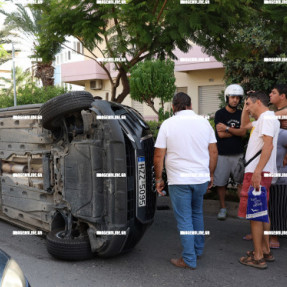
[224,84,244,108]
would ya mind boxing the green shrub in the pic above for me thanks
[146,120,161,140]
[208,116,215,130]
[0,84,68,108]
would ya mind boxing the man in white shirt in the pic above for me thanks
[154,92,218,269]
[239,91,280,269]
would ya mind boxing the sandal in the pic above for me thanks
[246,250,275,262]
[239,255,267,269]
[263,252,275,262]
[269,241,280,249]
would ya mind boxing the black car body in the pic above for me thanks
[0,91,156,260]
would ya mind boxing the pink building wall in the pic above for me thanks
[61,44,223,83]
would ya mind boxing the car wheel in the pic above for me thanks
[46,229,94,261]
[39,91,94,130]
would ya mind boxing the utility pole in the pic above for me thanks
[12,43,17,106]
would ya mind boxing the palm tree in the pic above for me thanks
[0,2,60,86]
[0,29,11,65]
[0,46,9,65]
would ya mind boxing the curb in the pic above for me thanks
[157,196,240,218]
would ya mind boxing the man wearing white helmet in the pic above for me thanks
[214,84,247,220]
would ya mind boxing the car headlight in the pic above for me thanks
[1,259,27,287]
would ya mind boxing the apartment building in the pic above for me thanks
[53,36,85,91]
[59,43,225,120]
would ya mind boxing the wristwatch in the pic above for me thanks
[225,126,230,133]
[156,179,163,184]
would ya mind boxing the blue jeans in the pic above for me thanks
[169,182,208,268]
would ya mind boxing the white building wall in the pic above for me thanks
[53,36,85,91]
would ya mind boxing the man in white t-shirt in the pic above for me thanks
[238,91,280,269]
[154,92,218,269]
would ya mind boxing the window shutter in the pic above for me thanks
[199,85,224,116]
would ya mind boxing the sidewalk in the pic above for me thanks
[157,195,240,217]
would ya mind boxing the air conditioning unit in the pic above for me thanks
[90,80,103,90]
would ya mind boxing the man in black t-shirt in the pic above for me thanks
[214,84,247,220]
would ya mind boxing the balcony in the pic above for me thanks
[61,60,110,86]
[173,45,223,72]
[61,44,223,86]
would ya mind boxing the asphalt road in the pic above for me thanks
[0,203,286,287]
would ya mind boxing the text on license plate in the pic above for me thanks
[138,157,146,207]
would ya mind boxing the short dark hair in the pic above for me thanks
[274,84,287,99]
[246,91,269,107]
[172,92,191,113]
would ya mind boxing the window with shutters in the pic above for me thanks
[76,42,83,54]
[73,42,77,54]
[198,85,224,116]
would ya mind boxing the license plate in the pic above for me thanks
[138,157,146,207]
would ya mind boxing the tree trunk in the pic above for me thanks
[111,84,117,102]
[35,62,54,86]
[115,70,130,103]
[146,98,159,115]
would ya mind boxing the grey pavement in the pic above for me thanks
[0,197,286,287]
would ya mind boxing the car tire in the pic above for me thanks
[46,229,94,261]
[39,91,94,130]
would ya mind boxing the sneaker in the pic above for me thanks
[217,208,227,220]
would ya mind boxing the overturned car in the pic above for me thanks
[0,91,156,260]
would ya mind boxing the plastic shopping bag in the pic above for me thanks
[246,185,269,223]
